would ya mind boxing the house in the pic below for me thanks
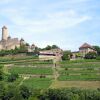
[71,43,97,59]
[39,49,63,61]
[79,43,97,57]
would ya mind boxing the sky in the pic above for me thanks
[0,0,100,51]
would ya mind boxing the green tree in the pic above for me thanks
[62,51,71,60]
[52,45,59,49]
[85,52,97,59]
[8,73,19,82]
[93,46,100,56]
[45,45,52,50]
[0,70,3,81]
[0,83,5,99]
[20,85,31,99]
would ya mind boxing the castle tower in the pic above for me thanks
[2,26,9,40]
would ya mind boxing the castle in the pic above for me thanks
[0,26,35,51]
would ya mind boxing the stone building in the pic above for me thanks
[79,43,97,57]
[0,26,36,52]
[0,26,20,50]
[39,49,63,61]
[71,43,97,59]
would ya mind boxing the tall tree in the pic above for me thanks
[93,46,100,56]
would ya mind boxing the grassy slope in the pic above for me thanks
[23,78,52,89]
[3,58,100,89]
[9,67,53,75]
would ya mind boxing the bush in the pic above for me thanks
[40,75,46,78]
[65,68,68,70]
[62,51,71,60]
[96,56,100,60]
[8,73,19,82]
[39,88,100,100]
[20,85,32,99]
[0,70,3,81]
[85,52,97,59]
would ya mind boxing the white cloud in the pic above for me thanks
[1,8,91,34]
[0,0,98,50]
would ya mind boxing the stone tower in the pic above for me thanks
[2,26,8,40]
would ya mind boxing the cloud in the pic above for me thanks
[0,0,99,50]
[1,7,91,34]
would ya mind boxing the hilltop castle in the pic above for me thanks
[0,26,35,51]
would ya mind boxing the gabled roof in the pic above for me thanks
[79,43,94,49]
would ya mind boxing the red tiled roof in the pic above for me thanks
[79,43,94,49]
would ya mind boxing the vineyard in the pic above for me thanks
[1,57,100,90]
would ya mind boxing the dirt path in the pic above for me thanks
[3,65,9,74]
[50,63,60,88]
[18,77,29,86]
[52,63,60,80]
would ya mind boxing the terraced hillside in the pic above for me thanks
[1,57,100,89]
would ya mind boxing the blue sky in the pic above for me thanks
[0,0,100,51]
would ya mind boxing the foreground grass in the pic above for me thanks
[23,78,52,89]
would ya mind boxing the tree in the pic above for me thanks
[52,45,59,49]
[45,45,52,50]
[85,52,97,59]
[62,51,71,60]
[20,85,31,99]
[0,83,5,99]
[8,73,19,82]
[39,88,100,100]
[10,91,24,100]
[42,45,60,50]
[93,46,100,56]
[0,70,3,81]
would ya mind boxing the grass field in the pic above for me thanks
[50,81,100,89]
[0,56,53,65]
[9,67,53,75]
[61,62,100,68]
[58,74,100,81]
[3,58,100,89]
[58,61,100,81]
[22,78,52,89]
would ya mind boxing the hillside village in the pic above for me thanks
[0,26,100,100]
[0,26,98,61]
[1,0,100,99]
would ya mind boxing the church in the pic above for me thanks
[0,26,23,50]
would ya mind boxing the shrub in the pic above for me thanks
[8,73,19,82]
[39,88,100,100]
[20,85,32,99]
[85,52,97,59]
[96,56,100,60]
[62,51,71,60]
[65,68,68,70]
[40,75,46,78]
[0,70,3,81]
